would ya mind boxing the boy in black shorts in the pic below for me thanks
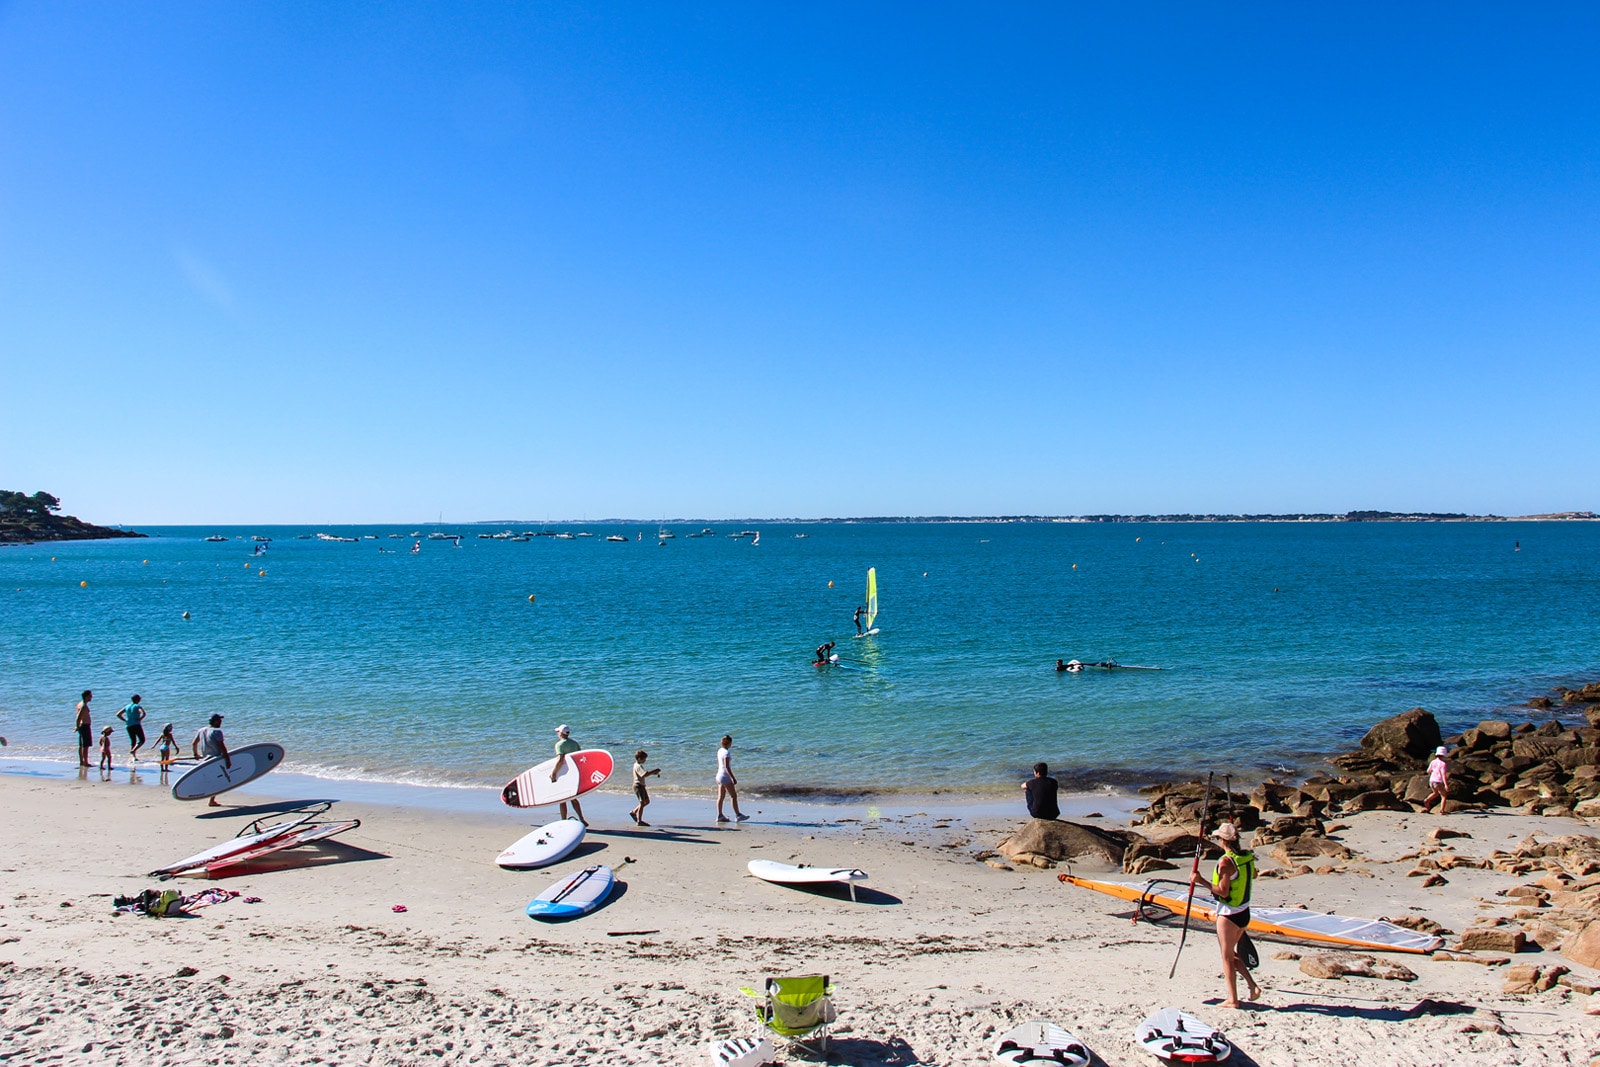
[629,750,661,826]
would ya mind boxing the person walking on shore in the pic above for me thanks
[117,695,147,760]
[191,714,231,806]
[715,735,749,823]
[1422,745,1451,814]
[1208,822,1261,1008]
[74,690,93,767]
[1021,762,1060,820]
[551,724,588,826]
[629,750,660,826]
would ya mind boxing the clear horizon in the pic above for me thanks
[3,4,1597,524]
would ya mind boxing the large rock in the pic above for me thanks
[1355,708,1442,764]
[1298,952,1417,982]
[1271,836,1354,866]
[1562,920,1600,969]
[996,819,1128,867]
[1458,926,1527,953]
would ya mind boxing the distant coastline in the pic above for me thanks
[0,490,143,544]
[476,510,1597,525]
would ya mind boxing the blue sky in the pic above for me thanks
[2,3,1596,522]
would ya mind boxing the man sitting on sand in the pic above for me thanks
[192,714,231,806]
[1022,762,1060,820]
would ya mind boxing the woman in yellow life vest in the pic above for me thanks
[1209,822,1261,1007]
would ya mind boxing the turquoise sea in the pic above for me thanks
[2,522,1596,799]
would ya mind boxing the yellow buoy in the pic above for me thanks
[528,594,536,602]
[827,580,833,588]
[79,580,88,587]
[245,562,252,568]
[51,556,57,562]
[143,560,149,565]
[258,570,266,576]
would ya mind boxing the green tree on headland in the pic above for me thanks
[0,490,62,517]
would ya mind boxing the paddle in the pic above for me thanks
[1168,771,1213,980]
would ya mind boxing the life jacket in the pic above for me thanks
[1210,847,1254,908]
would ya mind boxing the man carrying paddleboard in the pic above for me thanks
[192,714,231,807]
[551,724,588,827]
[1208,821,1261,1008]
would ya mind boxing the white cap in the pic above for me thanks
[1435,746,1448,756]
[556,724,570,735]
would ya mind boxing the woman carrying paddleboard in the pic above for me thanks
[1209,821,1261,1007]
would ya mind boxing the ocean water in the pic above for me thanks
[2,522,1596,799]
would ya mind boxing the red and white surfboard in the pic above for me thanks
[502,749,614,808]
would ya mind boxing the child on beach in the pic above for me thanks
[629,750,661,826]
[1422,745,1451,814]
[98,726,114,771]
[156,724,178,769]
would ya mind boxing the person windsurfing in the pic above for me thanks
[853,605,865,636]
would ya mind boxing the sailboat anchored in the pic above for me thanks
[853,567,880,638]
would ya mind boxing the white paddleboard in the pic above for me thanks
[497,819,586,869]
[993,1020,1090,1066]
[171,742,285,801]
[150,809,319,877]
[501,749,614,808]
[748,859,868,900]
[526,864,615,921]
[1134,1008,1231,1063]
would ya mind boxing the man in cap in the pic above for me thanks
[191,714,231,807]
[551,724,588,826]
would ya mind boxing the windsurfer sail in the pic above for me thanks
[852,567,880,638]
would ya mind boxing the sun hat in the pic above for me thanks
[556,724,570,734]
[1211,821,1239,842]
[1435,746,1448,755]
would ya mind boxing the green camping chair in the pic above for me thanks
[741,974,835,1055]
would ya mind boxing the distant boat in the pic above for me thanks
[658,527,675,540]
[202,535,228,543]
[751,532,760,546]
[576,532,593,538]
[427,532,456,541]
[251,536,272,543]
[793,533,807,539]
[605,535,628,543]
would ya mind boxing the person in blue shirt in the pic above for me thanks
[117,695,148,760]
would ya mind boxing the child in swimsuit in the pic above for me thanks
[98,726,114,771]
[156,724,177,769]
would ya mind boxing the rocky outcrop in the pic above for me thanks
[1298,952,1417,982]
[0,512,142,543]
[995,819,1131,868]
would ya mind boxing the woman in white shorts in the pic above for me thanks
[715,734,749,823]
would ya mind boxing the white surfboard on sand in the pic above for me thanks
[992,1020,1090,1066]
[748,859,868,901]
[171,743,285,801]
[496,819,586,869]
[1134,1008,1231,1063]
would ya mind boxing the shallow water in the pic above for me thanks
[2,521,1595,796]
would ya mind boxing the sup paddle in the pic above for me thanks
[1168,771,1213,980]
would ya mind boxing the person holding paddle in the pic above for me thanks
[1208,821,1261,1007]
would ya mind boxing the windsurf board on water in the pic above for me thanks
[150,807,322,877]
[748,859,868,901]
[706,1035,775,1067]
[197,819,361,877]
[992,1020,1089,1066]
[497,819,586,869]
[1058,875,1443,954]
[851,628,880,639]
[171,742,285,801]
[1134,1008,1230,1063]
[501,749,614,808]
[526,864,614,921]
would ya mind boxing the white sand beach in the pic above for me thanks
[1,771,1596,1066]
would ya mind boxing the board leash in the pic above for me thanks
[1168,771,1213,980]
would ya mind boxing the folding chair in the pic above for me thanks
[741,974,835,1056]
